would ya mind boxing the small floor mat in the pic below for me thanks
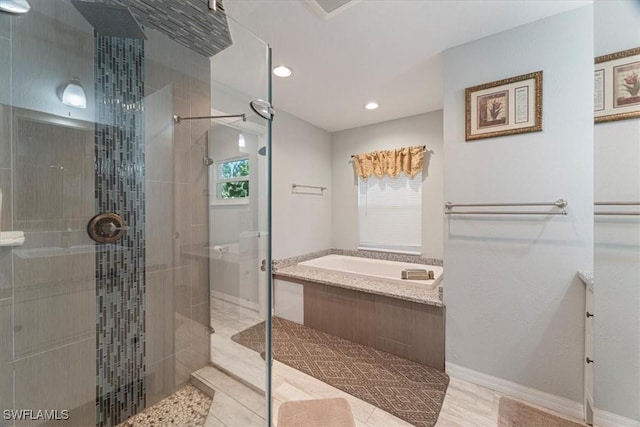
[498,396,588,427]
[232,317,449,427]
[117,385,212,426]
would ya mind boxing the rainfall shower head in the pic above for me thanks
[71,1,146,39]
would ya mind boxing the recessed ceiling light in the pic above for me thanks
[365,102,379,110]
[273,65,292,78]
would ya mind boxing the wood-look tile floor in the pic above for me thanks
[204,298,577,427]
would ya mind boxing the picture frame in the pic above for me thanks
[465,71,542,141]
[594,47,640,124]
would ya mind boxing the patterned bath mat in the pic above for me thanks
[232,317,449,427]
[498,396,588,427]
[116,385,212,426]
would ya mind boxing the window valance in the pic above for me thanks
[352,146,424,179]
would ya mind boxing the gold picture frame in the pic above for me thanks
[595,47,640,124]
[465,71,543,141]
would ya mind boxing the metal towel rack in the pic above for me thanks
[292,184,327,195]
[445,199,568,215]
[595,202,640,216]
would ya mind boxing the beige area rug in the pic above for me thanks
[498,396,588,427]
[278,397,356,427]
[232,317,450,427]
[117,385,212,427]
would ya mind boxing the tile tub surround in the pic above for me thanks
[274,251,443,307]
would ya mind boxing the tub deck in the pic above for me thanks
[274,262,442,307]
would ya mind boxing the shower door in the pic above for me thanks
[0,1,272,426]
[207,14,274,426]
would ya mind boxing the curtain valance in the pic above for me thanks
[352,146,424,179]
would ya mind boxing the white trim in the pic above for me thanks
[594,409,640,427]
[211,290,259,312]
[445,362,584,421]
[446,365,640,426]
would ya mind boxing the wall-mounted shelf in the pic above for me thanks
[0,231,25,247]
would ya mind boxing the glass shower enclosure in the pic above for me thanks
[0,1,272,426]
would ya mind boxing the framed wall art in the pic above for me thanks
[595,47,640,123]
[465,71,543,141]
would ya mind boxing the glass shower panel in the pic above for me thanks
[208,14,273,425]
[0,1,271,426]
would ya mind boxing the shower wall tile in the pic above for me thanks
[13,275,95,359]
[172,99,192,185]
[192,224,209,246]
[192,256,209,306]
[0,298,13,415]
[174,312,190,355]
[145,85,174,183]
[145,355,176,408]
[174,265,192,319]
[145,269,175,365]
[0,13,9,40]
[0,38,9,106]
[174,349,192,388]
[13,247,95,288]
[0,247,11,300]
[174,182,193,267]
[0,169,12,232]
[145,180,174,271]
[0,105,11,169]
[190,143,208,227]
[145,60,174,94]
[14,338,95,427]
[192,301,210,331]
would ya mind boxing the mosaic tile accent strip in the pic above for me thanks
[105,0,232,57]
[94,34,146,427]
[233,317,450,427]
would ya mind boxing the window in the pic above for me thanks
[357,172,422,254]
[214,157,250,204]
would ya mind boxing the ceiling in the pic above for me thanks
[219,0,591,133]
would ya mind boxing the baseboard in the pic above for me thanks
[211,290,259,312]
[445,362,584,420]
[594,409,640,427]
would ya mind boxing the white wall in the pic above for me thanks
[594,1,640,422]
[272,110,332,259]
[443,6,593,404]
[331,111,444,260]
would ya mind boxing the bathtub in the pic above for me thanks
[299,254,442,290]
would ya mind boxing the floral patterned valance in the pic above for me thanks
[353,146,424,180]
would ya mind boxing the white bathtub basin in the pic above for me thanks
[299,254,442,290]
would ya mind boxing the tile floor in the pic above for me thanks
[204,297,584,427]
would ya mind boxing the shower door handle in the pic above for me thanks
[260,259,266,272]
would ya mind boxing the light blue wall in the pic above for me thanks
[443,6,594,403]
[594,0,640,422]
